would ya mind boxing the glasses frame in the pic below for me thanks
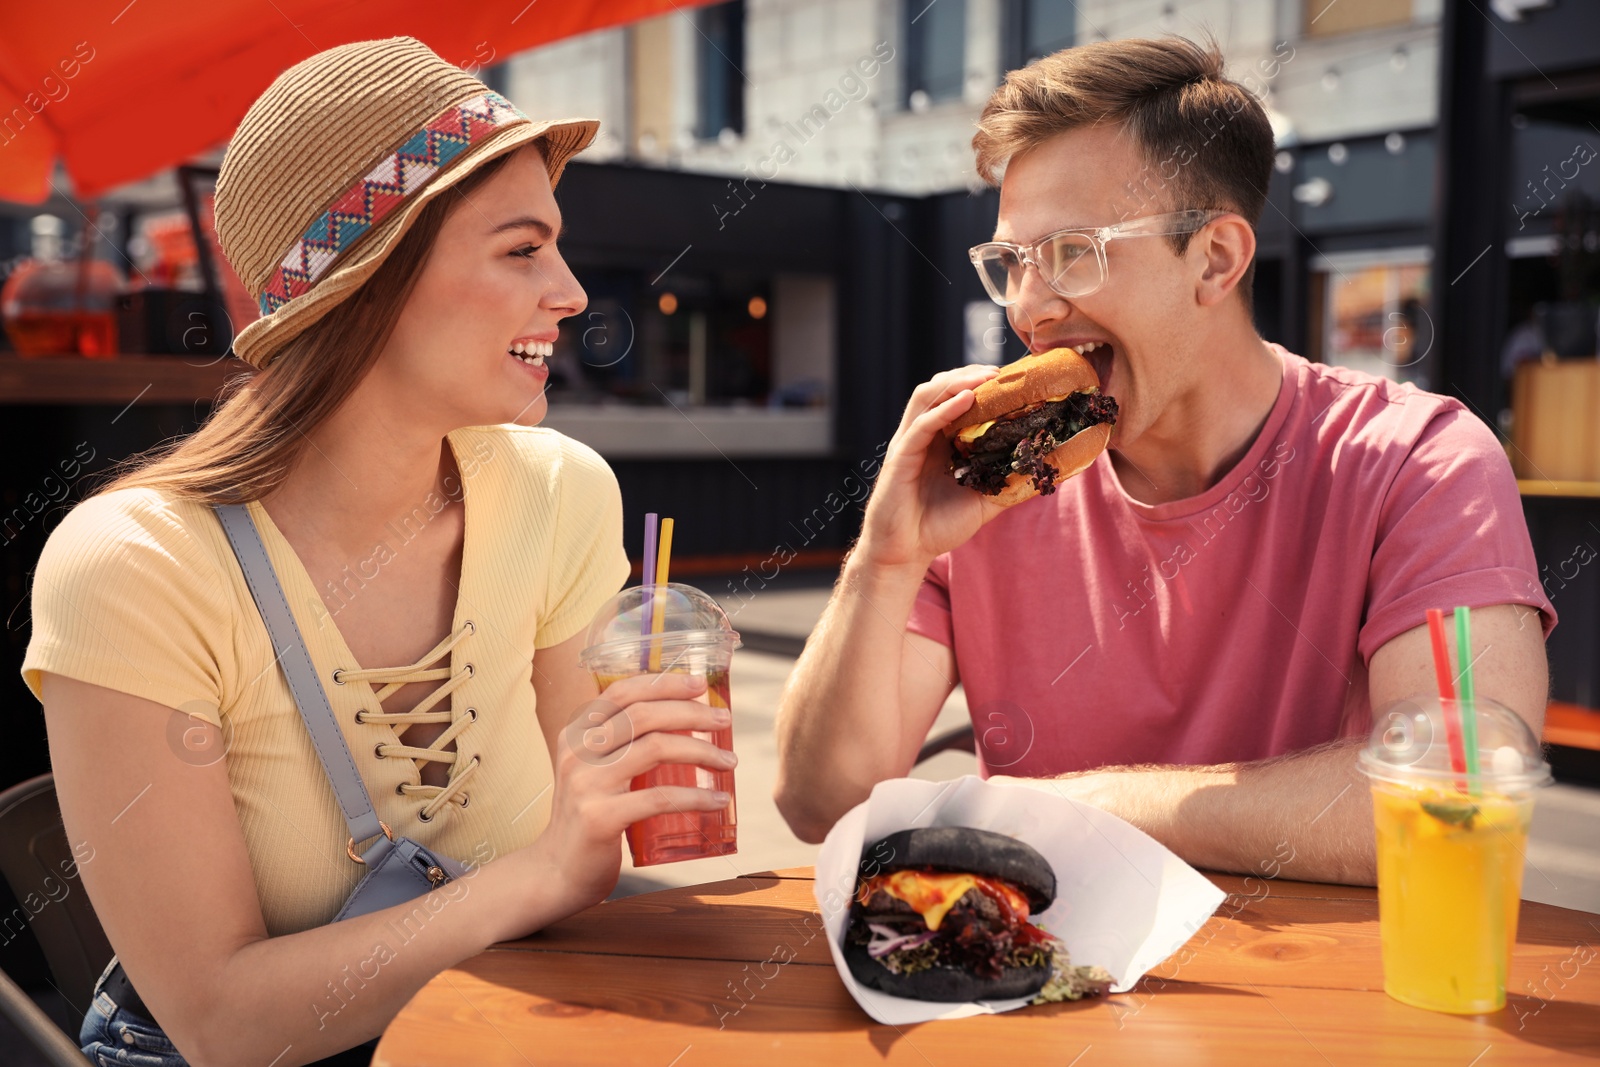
[968,209,1229,306]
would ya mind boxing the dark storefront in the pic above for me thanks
[1436,0,1600,771]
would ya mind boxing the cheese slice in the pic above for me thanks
[953,394,1074,447]
[874,871,979,931]
[955,419,996,445]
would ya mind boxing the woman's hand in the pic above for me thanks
[857,364,1012,571]
[530,670,735,912]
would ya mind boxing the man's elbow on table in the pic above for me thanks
[772,726,909,845]
[773,753,900,844]
[773,772,842,844]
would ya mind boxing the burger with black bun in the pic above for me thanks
[843,826,1111,1004]
[945,347,1117,506]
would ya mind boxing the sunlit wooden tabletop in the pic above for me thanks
[374,866,1600,1066]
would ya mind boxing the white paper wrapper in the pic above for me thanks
[814,775,1227,1025]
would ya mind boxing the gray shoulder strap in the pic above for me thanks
[213,504,384,847]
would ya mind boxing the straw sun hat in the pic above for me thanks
[214,36,598,368]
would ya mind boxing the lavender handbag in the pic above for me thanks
[214,504,468,920]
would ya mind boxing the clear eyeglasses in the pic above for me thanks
[968,209,1228,306]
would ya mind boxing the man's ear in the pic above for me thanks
[1192,215,1256,308]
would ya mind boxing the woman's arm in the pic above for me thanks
[45,657,730,1066]
[531,628,600,763]
[45,673,530,1064]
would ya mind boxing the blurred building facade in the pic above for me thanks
[509,0,1447,389]
[506,0,1441,197]
[2,1,1598,800]
[467,0,1447,562]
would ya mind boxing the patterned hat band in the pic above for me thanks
[256,90,529,316]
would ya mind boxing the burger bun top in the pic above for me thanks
[945,348,1102,437]
[858,826,1056,912]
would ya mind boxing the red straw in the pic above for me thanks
[1425,608,1468,780]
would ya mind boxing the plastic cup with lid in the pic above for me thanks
[1358,695,1551,1014]
[576,582,742,866]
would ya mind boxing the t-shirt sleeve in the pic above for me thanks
[21,493,230,726]
[1359,405,1555,664]
[535,436,631,649]
[905,553,955,648]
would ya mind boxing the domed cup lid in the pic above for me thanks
[1358,695,1551,792]
[578,582,741,669]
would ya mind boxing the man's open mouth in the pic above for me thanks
[1072,341,1114,396]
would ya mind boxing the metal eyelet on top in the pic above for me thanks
[464,663,475,677]
[459,794,471,809]
[332,669,346,685]
[465,707,478,722]
[463,620,476,634]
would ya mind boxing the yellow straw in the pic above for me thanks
[648,518,674,671]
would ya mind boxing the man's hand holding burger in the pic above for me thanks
[855,363,1006,571]
[860,348,1117,571]
[775,353,1115,844]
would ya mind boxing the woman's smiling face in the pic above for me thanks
[378,142,587,429]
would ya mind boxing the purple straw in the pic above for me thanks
[641,513,658,670]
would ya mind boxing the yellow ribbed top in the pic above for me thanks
[22,426,628,937]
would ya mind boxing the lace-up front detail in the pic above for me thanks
[338,620,478,822]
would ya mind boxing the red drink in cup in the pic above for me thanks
[580,583,740,866]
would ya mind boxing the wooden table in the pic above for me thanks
[375,867,1600,1065]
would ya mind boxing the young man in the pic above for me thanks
[774,37,1554,884]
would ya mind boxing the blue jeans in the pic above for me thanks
[80,956,379,1066]
[80,958,187,1066]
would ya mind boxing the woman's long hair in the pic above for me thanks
[96,150,517,504]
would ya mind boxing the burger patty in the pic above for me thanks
[857,887,1003,925]
[953,392,1119,496]
[849,887,1018,977]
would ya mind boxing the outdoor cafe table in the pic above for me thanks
[374,866,1600,1065]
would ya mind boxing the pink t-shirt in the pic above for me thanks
[907,347,1556,776]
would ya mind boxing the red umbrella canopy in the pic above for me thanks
[0,0,715,203]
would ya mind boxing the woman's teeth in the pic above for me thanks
[508,340,552,365]
[1071,341,1105,355]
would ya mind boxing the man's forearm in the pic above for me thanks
[774,551,932,841]
[1001,739,1376,885]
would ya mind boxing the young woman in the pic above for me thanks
[22,37,733,1066]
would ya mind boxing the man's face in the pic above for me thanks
[995,125,1210,451]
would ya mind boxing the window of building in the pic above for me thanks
[695,1,745,141]
[904,0,967,110]
[1003,0,1074,70]
[540,268,834,457]
[1501,81,1600,480]
[1305,248,1432,386]
[1303,0,1411,37]
[544,268,839,411]
[1503,88,1600,367]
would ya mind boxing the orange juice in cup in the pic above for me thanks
[1360,697,1550,1013]
[581,583,740,866]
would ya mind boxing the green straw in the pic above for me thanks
[1454,606,1481,795]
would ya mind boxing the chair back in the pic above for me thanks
[0,774,113,1013]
